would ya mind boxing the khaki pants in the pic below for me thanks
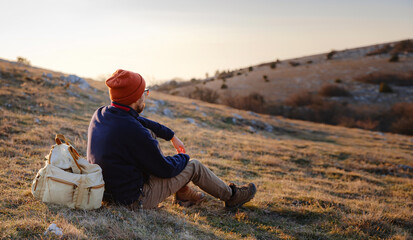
[139,159,232,209]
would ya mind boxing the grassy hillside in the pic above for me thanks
[156,40,413,106]
[1,62,413,239]
[153,40,413,136]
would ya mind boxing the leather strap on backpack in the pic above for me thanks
[68,146,82,174]
[55,134,71,145]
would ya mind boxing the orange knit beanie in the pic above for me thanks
[105,69,146,105]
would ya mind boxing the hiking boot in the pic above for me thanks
[174,185,205,207]
[225,183,256,209]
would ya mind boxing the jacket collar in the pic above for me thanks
[111,102,140,118]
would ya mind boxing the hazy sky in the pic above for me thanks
[1,0,412,85]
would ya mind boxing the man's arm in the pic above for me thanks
[137,117,174,140]
[127,125,189,178]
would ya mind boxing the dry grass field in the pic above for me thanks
[1,62,413,239]
[154,40,413,136]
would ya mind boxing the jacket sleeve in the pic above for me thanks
[127,125,189,178]
[137,117,175,141]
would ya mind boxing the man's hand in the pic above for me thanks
[171,135,186,154]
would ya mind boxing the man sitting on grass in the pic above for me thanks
[87,69,256,209]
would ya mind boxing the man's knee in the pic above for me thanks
[188,159,201,169]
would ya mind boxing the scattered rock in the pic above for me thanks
[247,111,259,117]
[265,123,273,132]
[66,90,80,98]
[146,106,158,113]
[44,223,63,237]
[34,118,41,124]
[398,164,413,172]
[185,118,196,124]
[232,113,243,119]
[145,99,156,105]
[43,72,53,79]
[157,100,166,106]
[199,122,209,127]
[163,108,174,118]
[64,74,90,90]
[201,112,207,117]
[248,126,257,133]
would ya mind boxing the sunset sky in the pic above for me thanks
[1,0,412,85]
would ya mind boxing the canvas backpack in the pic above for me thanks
[31,134,105,210]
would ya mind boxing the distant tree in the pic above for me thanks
[270,62,276,69]
[189,87,219,103]
[327,50,337,60]
[248,66,253,72]
[17,56,31,66]
[389,53,399,62]
[205,72,209,78]
[289,61,300,67]
[379,82,393,93]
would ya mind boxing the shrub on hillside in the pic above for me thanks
[221,83,228,89]
[392,39,413,54]
[327,50,337,60]
[335,78,342,83]
[389,53,399,62]
[379,83,393,93]
[223,93,265,112]
[270,62,276,69]
[391,117,413,135]
[354,72,413,86]
[289,61,300,67]
[318,84,351,97]
[188,87,219,103]
[248,66,253,72]
[389,102,413,135]
[263,75,268,82]
[285,91,322,107]
[217,71,233,79]
[17,57,31,66]
[366,40,413,56]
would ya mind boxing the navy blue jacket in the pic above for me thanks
[87,102,190,205]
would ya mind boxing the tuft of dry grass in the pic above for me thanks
[1,63,413,239]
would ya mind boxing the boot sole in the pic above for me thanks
[225,183,257,209]
[174,193,206,207]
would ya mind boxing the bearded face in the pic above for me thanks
[135,102,145,113]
